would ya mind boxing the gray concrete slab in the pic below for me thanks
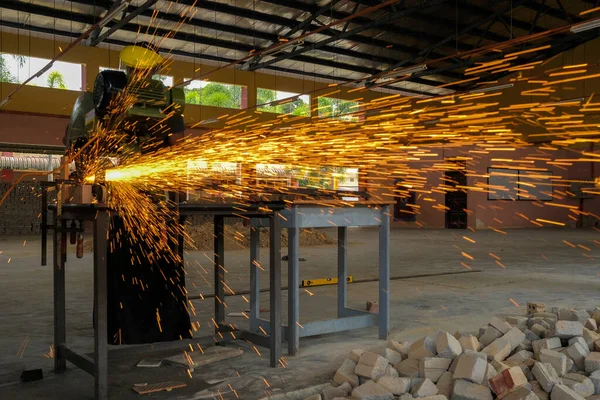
[0,228,598,399]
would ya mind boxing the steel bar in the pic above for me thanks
[86,0,124,45]
[59,344,94,375]
[214,216,225,333]
[93,209,109,400]
[53,193,66,373]
[378,205,390,340]
[287,207,299,356]
[269,212,282,367]
[89,0,159,46]
[337,226,347,318]
[250,226,260,332]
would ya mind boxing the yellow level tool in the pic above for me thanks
[301,276,354,287]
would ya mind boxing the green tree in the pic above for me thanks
[184,88,202,104]
[47,71,67,89]
[257,88,280,113]
[201,82,241,108]
[0,55,17,83]
[318,97,357,121]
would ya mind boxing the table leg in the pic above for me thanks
[287,206,299,356]
[94,210,109,400]
[269,212,281,367]
[250,226,260,332]
[53,213,66,373]
[214,216,225,333]
[379,205,390,340]
[337,226,348,317]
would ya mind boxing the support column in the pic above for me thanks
[249,226,260,332]
[94,210,109,400]
[287,206,299,356]
[53,203,66,373]
[337,226,348,317]
[214,216,225,333]
[269,212,281,367]
[378,205,390,340]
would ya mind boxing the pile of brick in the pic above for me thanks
[305,302,600,400]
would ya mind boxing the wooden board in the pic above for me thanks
[132,381,186,395]
[163,346,243,370]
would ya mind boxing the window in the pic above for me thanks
[257,88,310,116]
[183,79,246,109]
[1,53,83,91]
[317,96,360,122]
[488,168,553,200]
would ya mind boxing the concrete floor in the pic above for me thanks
[0,228,599,399]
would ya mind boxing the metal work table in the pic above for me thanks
[251,201,391,356]
[44,198,285,400]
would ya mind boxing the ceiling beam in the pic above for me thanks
[248,0,452,71]
[0,1,463,84]
[88,0,158,46]
[67,0,430,60]
[0,19,436,97]
[259,0,473,52]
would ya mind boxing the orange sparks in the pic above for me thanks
[461,252,474,260]
[509,298,520,307]
[462,236,475,243]
[563,240,576,248]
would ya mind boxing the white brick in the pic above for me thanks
[584,329,600,351]
[531,324,548,339]
[507,316,529,329]
[385,348,405,365]
[532,362,561,392]
[451,380,492,400]
[502,386,539,400]
[395,358,421,378]
[437,332,463,359]
[526,329,542,343]
[338,381,352,394]
[565,343,587,370]
[356,363,387,381]
[420,358,452,383]
[592,308,600,325]
[539,349,568,376]
[550,384,586,400]
[585,319,598,331]
[561,373,594,398]
[589,370,600,394]
[350,349,366,363]
[436,372,453,399]
[533,338,562,358]
[508,350,534,364]
[503,327,527,352]
[567,337,589,353]
[411,379,439,398]
[482,338,512,362]
[384,364,399,378]
[530,380,549,400]
[459,335,480,352]
[409,337,437,360]
[490,316,513,334]
[453,353,487,384]
[360,352,389,368]
[334,358,359,387]
[420,396,448,400]
[322,385,347,400]
[376,376,412,395]
[586,352,600,374]
[304,394,321,400]
[351,380,394,400]
[558,309,587,323]
[480,326,503,347]
[484,363,497,390]
[388,340,410,355]
[399,394,414,400]
[553,322,584,340]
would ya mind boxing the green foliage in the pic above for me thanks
[0,55,17,83]
[318,97,358,121]
[257,88,309,116]
[184,82,243,109]
[47,71,67,89]
[294,166,347,190]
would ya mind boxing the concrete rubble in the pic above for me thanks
[302,303,600,400]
